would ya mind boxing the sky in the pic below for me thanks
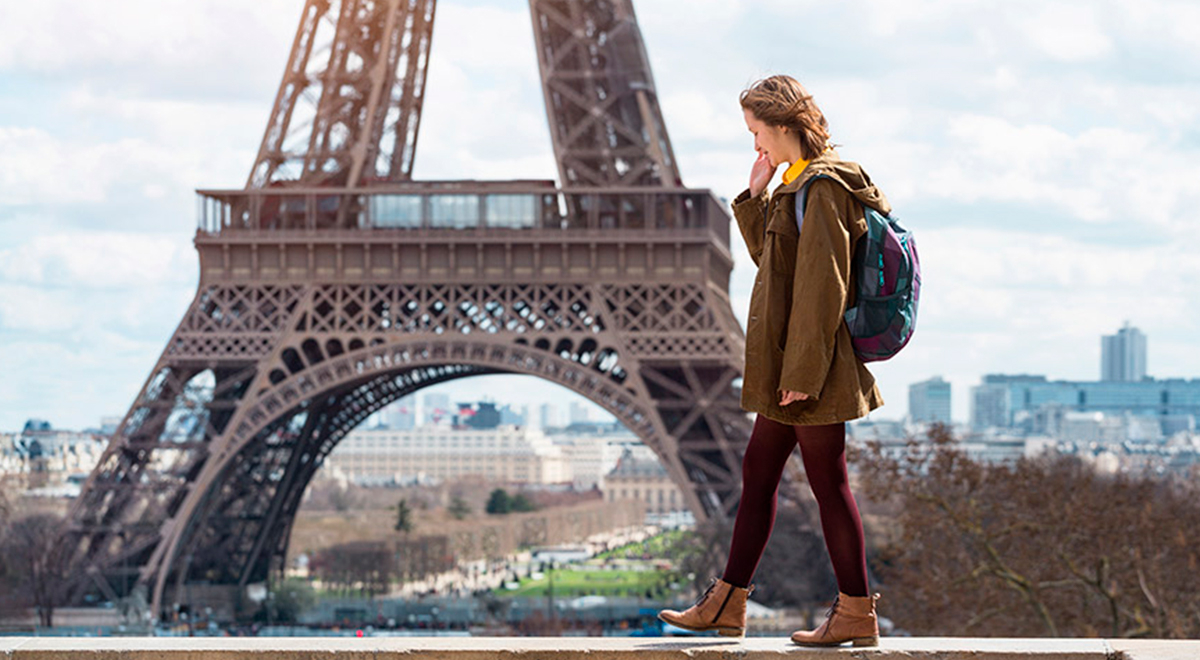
[1,0,1198,432]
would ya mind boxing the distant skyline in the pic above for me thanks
[3,1,1199,430]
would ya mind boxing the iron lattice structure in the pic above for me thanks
[62,0,816,620]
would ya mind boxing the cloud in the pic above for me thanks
[1018,4,1114,62]
[0,232,195,290]
[0,335,172,431]
[0,0,296,101]
[0,230,195,429]
[0,126,203,211]
[923,115,1200,231]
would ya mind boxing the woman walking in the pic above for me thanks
[658,75,888,646]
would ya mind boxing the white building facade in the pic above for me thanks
[323,424,571,485]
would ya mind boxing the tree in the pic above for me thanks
[510,492,536,513]
[311,541,395,597]
[485,488,511,515]
[267,578,316,623]
[854,424,1200,638]
[328,484,357,513]
[448,496,471,520]
[393,498,414,534]
[0,513,68,627]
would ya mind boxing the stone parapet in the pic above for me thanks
[1,637,1198,660]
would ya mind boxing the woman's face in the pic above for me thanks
[743,108,796,168]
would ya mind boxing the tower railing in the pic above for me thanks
[197,181,730,246]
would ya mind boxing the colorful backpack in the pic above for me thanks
[796,175,921,362]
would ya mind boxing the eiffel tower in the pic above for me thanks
[61,0,794,620]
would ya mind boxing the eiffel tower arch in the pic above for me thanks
[62,0,804,620]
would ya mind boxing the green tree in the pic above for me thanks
[486,488,511,515]
[267,578,316,624]
[510,492,536,512]
[448,496,471,520]
[393,498,414,534]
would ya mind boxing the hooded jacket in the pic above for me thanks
[731,149,886,425]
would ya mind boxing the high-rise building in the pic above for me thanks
[971,382,1010,430]
[1101,322,1147,382]
[569,401,591,425]
[909,376,952,424]
[539,403,559,429]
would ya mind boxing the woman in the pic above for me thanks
[658,75,888,646]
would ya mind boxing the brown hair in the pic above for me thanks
[740,75,831,161]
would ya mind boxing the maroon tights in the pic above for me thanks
[720,413,869,597]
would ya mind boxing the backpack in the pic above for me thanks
[796,175,921,362]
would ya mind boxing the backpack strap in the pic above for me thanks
[794,174,832,235]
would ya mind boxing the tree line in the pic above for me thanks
[672,424,1200,638]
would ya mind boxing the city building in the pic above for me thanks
[388,395,417,430]
[568,401,591,425]
[848,419,907,443]
[1059,411,1126,446]
[1102,322,1147,382]
[539,403,559,430]
[971,382,1010,430]
[550,434,629,490]
[972,374,1200,434]
[0,422,109,491]
[498,404,528,427]
[959,432,1040,464]
[456,401,502,429]
[323,424,571,485]
[422,393,451,426]
[600,445,684,515]
[909,376,952,424]
[1161,414,1196,437]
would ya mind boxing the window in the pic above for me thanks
[485,195,537,228]
[430,195,480,228]
[370,195,423,228]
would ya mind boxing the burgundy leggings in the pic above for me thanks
[720,414,869,596]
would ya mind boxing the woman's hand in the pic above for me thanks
[779,389,810,406]
[749,152,776,197]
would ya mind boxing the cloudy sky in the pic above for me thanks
[1,0,1198,432]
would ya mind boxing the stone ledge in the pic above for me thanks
[0,637,1195,660]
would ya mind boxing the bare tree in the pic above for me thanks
[854,425,1200,638]
[1,513,68,627]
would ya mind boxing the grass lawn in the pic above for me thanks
[498,568,673,598]
[594,529,688,560]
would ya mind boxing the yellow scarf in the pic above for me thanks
[780,157,810,185]
[780,145,833,185]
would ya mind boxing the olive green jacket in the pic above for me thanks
[732,150,886,425]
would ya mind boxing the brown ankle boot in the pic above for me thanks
[790,592,880,647]
[658,578,754,637]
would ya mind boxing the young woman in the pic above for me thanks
[658,75,888,646]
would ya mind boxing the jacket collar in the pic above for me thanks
[774,148,840,195]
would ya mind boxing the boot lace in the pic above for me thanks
[690,577,718,607]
